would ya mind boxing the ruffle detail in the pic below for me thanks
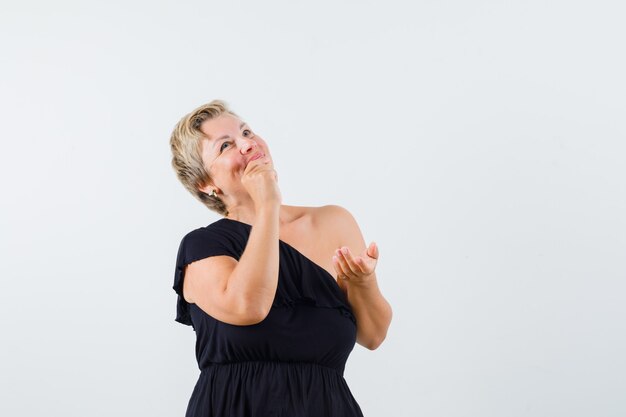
[271,296,356,325]
[270,240,357,326]
[173,263,193,328]
[172,225,243,329]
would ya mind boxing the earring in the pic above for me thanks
[210,190,217,197]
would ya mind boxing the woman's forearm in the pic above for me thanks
[225,205,281,320]
[345,275,393,350]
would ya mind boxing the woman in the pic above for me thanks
[169,99,393,416]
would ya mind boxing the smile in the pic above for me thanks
[249,153,264,163]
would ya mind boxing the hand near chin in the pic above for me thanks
[332,242,379,286]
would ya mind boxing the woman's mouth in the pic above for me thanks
[248,153,265,164]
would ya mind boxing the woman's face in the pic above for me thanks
[198,113,271,196]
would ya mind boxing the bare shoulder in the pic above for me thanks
[308,205,349,236]
[286,204,366,252]
[315,205,367,251]
[315,204,356,228]
[315,204,353,221]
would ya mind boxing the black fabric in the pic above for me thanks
[172,218,363,417]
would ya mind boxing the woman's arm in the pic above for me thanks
[322,205,393,350]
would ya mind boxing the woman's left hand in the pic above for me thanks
[333,242,379,286]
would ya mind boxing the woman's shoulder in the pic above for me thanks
[314,205,364,248]
[285,204,351,228]
[286,203,351,217]
[313,204,355,224]
[292,204,359,244]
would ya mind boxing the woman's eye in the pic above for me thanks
[219,130,252,153]
[219,142,230,153]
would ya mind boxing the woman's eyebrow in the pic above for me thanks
[211,122,247,148]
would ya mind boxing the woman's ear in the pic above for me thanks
[198,182,216,195]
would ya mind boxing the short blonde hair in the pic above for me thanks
[169,99,241,216]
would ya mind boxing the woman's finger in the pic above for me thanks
[334,249,352,277]
[332,255,349,279]
[337,247,365,275]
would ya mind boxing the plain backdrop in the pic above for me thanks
[1,1,624,416]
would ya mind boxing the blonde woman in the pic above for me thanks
[169,100,392,416]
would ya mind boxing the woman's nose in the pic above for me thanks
[239,137,257,153]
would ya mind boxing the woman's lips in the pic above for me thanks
[248,152,265,163]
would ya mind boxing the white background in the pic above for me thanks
[1,1,625,416]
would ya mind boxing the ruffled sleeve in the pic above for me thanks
[172,226,241,328]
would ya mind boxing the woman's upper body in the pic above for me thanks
[170,100,392,350]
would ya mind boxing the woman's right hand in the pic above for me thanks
[241,154,282,209]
